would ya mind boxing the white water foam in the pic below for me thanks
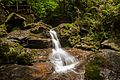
[49,29,79,73]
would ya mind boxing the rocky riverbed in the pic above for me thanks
[0,13,120,80]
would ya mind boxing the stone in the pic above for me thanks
[99,49,120,80]
[101,39,120,51]
[26,38,51,49]
[30,22,52,34]
[0,38,36,65]
[54,23,80,47]
[75,43,93,50]
[84,49,120,80]
[0,48,93,80]
[0,63,52,80]
[7,21,52,49]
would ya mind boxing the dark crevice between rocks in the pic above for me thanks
[100,44,119,51]
[24,39,52,49]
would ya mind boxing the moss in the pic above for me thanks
[56,23,80,47]
[17,49,35,65]
[57,23,80,37]
[85,65,102,80]
[30,22,52,33]
[85,54,105,80]
[68,35,81,47]
[0,39,36,65]
[0,24,7,37]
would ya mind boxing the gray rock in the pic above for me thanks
[99,49,120,80]
[7,21,52,49]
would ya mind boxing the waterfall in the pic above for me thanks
[49,29,79,73]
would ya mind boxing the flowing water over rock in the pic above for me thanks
[49,29,79,73]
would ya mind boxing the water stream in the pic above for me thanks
[49,29,79,73]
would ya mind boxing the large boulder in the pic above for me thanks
[55,23,80,47]
[0,63,52,80]
[99,49,120,80]
[85,49,120,80]
[7,21,52,49]
[30,22,51,35]
[0,38,36,65]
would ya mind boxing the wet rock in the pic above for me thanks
[7,30,30,40]
[99,49,120,80]
[0,63,52,80]
[85,49,120,80]
[7,30,30,46]
[34,48,52,62]
[5,13,26,32]
[0,48,93,80]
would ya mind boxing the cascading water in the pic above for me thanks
[49,29,79,73]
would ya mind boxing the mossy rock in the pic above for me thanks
[7,23,51,49]
[0,39,36,65]
[75,39,101,51]
[99,49,120,79]
[55,23,80,47]
[30,22,52,35]
[85,65,102,80]
[85,54,106,80]
[56,23,80,37]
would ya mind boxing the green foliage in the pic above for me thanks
[1,0,120,50]
[68,35,81,47]
[50,0,120,50]
[27,0,58,20]
[1,0,23,6]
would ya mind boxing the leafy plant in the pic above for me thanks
[27,0,58,20]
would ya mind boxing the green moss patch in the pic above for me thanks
[85,54,106,80]
[0,39,36,65]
